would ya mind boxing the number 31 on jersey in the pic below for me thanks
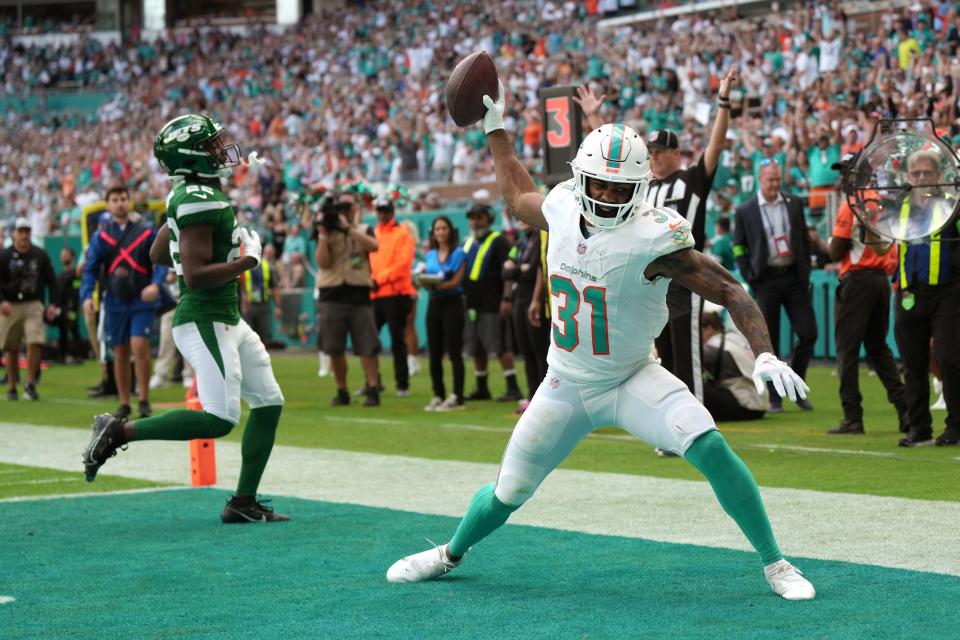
[550,275,609,355]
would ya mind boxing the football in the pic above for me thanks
[445,51,500,127]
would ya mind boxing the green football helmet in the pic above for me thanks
[154,114,241,179]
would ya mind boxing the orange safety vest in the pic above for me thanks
[370,220,416,299]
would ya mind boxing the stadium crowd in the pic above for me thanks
[2,1,960,434]
[2,1,960,251]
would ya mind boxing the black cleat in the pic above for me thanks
[23,383,39,401]
[465,389,492,401]
[331,389,350,406]
[795,398,814,411]
[88,380,118,398]
[363,388,380,407]
[898,429,934,447]
[496,388,524,403]
[138,399,152,418]
[768,397,783,414]
[82,413,127,482]
[6,388,17,401]
[114,404,132,420]
[935,429,960,446]
[221,496,290,524]
[827,419,864,435]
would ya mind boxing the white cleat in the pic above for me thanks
[318,352,331,378]
[764,559,816,600]
[386,542,463,583]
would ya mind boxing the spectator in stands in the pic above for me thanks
[54,245,83,363]
[314,190,381,407]
[369,196,416,397]
[708,217,735,271]
[419,216,467,412]
[797,121,842,217]
[893,148,960,447]
[701,305,768,422]
[733,160,817,413]
[462,202,522,404]
[826,171,908,436]
[240,243,282,346]
[81,185,166,419]
[0,217,57,401]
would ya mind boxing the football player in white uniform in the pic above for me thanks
[386,88,815,600]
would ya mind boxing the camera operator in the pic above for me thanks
[0,217,58,401]
[314,191,382,406]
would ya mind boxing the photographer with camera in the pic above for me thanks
[314,190,382,406]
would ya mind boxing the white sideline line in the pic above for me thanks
[320,414,639,442]
[1,422,959,577]
[0,486,190,504]
[752,444,899,459]
[0,477,82,487]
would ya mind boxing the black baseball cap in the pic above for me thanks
[647,129,679,150]
[467,202,494,219]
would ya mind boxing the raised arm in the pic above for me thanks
[645,248,809,400]
[573,85,606,132]
[703,68,738,176]
[481,88,548,230]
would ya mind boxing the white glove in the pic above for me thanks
[751,352,809,402]
[481,80,506,135]
[239,227,262,267]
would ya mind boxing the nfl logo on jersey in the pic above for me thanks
[577,241,587,255]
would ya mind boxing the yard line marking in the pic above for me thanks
[0,486,189,504]
[0,596,15,604]
[320,415,639,443]
[0,477,82,487]
[753,443,960,463]
[752,444,898,458]
[3,422,960,577]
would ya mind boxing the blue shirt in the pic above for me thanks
[424,247,465,297]
[81,219,167,311]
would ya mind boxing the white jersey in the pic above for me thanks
[541,179,694,385]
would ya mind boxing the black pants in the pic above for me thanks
[426,294,465,400]
[894,282,960,435]
[752,269,817,380]
[654,282,705,401]
[512,296,550,399]
[57,312,83,360]
[374,295,412,391]
[835,270,905,422]
[243,303,272,345]
[703,379,766,422]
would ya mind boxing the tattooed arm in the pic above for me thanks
[644,248,774,356]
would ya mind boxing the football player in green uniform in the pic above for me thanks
[82,114,288,523]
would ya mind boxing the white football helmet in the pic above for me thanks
[570,123,652,230]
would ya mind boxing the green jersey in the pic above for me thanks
[165,180,241,326]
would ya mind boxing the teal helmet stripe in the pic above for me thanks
[606,123,625,169]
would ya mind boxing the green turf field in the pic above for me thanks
[2,353,959,639]
[4,355,957,501]
[2,489,958,640]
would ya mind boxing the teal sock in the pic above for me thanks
[684,431,783,565]
[236,405,282,497]
[132,409,233,441]
[448,482,519,558]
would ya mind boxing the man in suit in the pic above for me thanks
[733,160,817,412]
